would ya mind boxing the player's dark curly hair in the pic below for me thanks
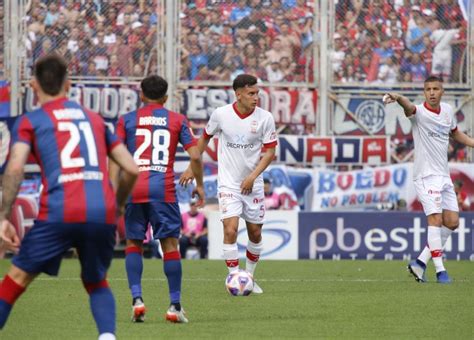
[232,74,258,91]
[141,75,168,100]
[34,54,68,96]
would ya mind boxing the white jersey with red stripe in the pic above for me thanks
[204,103,278,191]
[410,102,457,180]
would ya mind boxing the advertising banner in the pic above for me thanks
[184,87,317,126]
[311,164,414,211]
[23,85,317,127]
[298,212,474,260]
[207,210,299,260]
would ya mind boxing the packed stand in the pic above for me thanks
[333,0,468,84]
[24,0,159,78]
[0,3,4,79]
[180,0,316,83]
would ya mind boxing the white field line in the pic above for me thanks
[34,277,471,283]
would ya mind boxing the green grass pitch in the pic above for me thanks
[0,259,472,339]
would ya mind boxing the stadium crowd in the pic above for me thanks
[21,0,316,82]
[333,0,468,84]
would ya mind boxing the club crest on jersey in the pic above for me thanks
[250,120,258,133]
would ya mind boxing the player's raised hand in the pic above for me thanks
[192,185,205,208]
[240,175,256,195]
[383,93,399,105]
[0,220,20,254]
[179,167,195,187]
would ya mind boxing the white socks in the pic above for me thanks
[418,226,453,267]
[245,240,263,276]
[98,333,116,340]
[223,243,239,273]
[426,226,445,273]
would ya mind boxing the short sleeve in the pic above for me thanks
[262,114,278,148]
[11,115,34,146]
[179,116,197,150]
[115,116,126,142]
[106,122,121,152]
[450,112,457,131]
[204,109,220,138]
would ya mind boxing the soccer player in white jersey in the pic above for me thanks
[384,76,474,284]
[180,74,277,293]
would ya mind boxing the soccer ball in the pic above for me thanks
[225,270,254,296]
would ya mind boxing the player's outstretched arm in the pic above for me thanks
[240,147,276,195]
[384,93,416,117]
[109,144,139,216]
[451,129,474,148]
[179,135,211,187]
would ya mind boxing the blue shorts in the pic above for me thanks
[12,221,116,283]
[125,202,182,240]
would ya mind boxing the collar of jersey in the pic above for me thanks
[41,96,69,109]
[423,102,440,115]
[232,102,255,119]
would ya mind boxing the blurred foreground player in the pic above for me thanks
[0,54,138,339]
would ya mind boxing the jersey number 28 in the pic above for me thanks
[134,128,170,166]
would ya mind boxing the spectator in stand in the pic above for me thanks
[60,0,80,23]
[356,54,371,82]
[194,65,216,81]
[236,10,267,45]
[230,0,252,27]
[266,61,284,83]
[179,199,208,259]
[264,38,291,66]
[454,180,470,211]
[188,45,208,80]
[264,179,281,210]
[277,22,301,58]
[341,65,357,83]
[280,57,297,82]
[330,33,345,75]
[44,2,60,27]
[430,19,459,82]
[376,56,399,84]
[408,53,427,83]
[451,22,467,83]
[407,14,431,54]
[244,56,267,81]
[108,34,132,75]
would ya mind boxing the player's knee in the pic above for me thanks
[444,221,459,230]
[82,278,110,294]
[224,228,237,240]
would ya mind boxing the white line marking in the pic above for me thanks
[34,277,471,283]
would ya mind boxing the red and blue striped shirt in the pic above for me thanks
[116,103,196,203]
[12,97,120,224]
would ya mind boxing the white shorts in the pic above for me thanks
[218,189,265,224]
[414,175,459,216]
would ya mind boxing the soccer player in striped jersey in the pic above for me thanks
[110,75,204,323]
[180,74,278,294]
[384,76,474,284]
[0,54,139,340]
